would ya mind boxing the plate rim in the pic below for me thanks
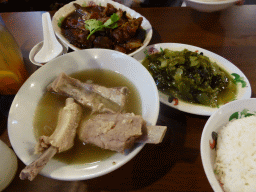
[132,42,252,116]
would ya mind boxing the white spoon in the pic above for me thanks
[34,12,63,63]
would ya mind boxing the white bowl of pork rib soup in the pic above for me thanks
[201,98,256,192]
[52,0,152,56]
[8,49,160,181]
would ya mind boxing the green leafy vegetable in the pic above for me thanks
[84,13,120,39]
[231,73,247,88]
[142,48,237,107]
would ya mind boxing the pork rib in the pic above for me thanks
[19,146,57,181]
[78,113,143,153]
[20,98,82,181]
[139,125,167,144]
[78,113,167,153]
[47,73,128,113]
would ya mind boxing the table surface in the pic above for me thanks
[1,5,256,192]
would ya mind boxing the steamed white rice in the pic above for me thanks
[214,115,256,192]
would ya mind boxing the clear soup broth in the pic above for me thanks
[33,69,142,164]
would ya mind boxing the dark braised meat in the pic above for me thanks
[61,2,145,53]
[111,17,143,43]
[122,39,143,52]
[62,28,95,49]
[93,36,114,49]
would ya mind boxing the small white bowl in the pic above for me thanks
[8,49,159,181]
[201,98,256,192]
[184,0,237,12]
[29,39,69,67]
[52,0,152,56]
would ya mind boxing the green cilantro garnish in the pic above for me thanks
[240,109,255,118]
[231,73,247,88]
[103,13,119,27]
[82,2,87,7]
[229,112,239,121]
[84,19,103,38]
[84,13,120,39]
[144,49,149,58]
[160,47,164,53]
[229,109,256,121]
[57,17,65,28]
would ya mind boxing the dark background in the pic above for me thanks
[0,0,255,12]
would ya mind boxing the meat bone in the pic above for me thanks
[19,98,82,181]
[20,75,167,180]
[78,113,167,153]
[47,73,128,114]
[20,109,166,181]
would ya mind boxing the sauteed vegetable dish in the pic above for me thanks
[60,2,146,54]
[142,48,238,107]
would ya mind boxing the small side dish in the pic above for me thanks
[60,2,145,53]
[201,99,256,192]
[211,110,256,192]
[52,0,152,56]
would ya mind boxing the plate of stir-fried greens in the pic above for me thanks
[133,43,251,116]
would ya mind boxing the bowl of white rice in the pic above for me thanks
[201,98,256,192]
[184,0,238,12]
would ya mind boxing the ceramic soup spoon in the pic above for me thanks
[34,12,63,63]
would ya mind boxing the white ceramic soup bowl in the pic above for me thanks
[184,0,238,12]
[52,0,152,56]
[201,98,256,191]
[8,49,159,181]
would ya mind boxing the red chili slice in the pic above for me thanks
[173,98,178,105]
[209,140,216,149]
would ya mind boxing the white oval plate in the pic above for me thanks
[52,0,152,56]
[133,43,252,116]
[8,49,159,181]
